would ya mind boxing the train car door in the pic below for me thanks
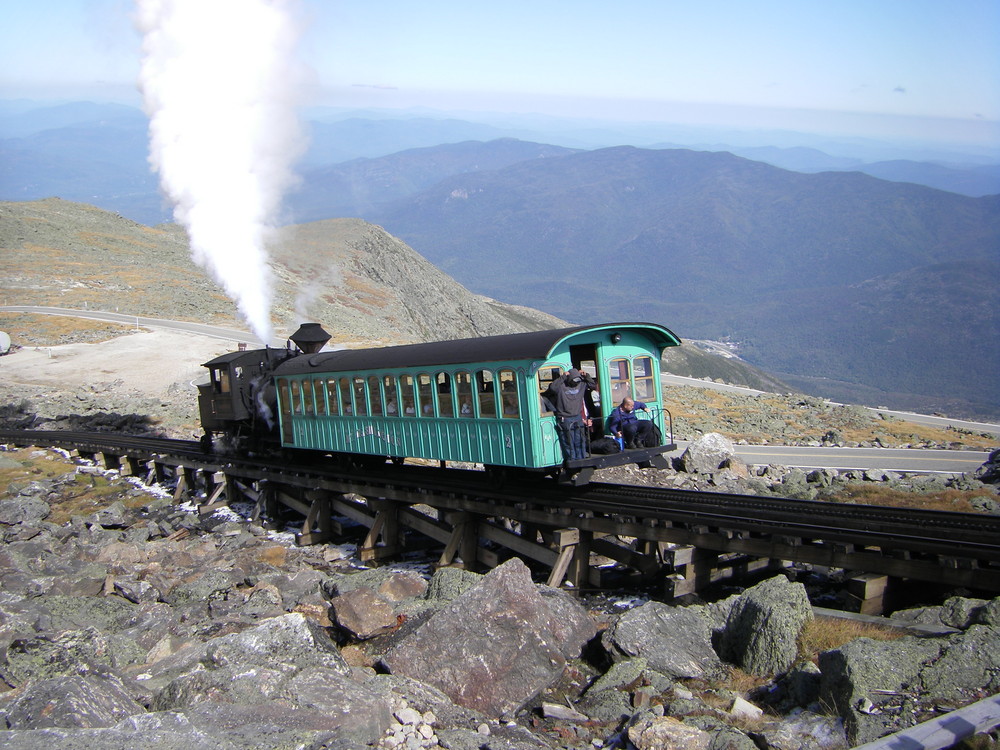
[570,344,602,441]
[534,365,563,466]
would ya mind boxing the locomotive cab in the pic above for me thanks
[198,324,332,453]
[198,347,294,451]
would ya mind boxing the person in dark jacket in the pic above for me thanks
[543,368,596,462]
[606,397,655,448]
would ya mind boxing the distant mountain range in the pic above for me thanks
[2,100,998,419]
[358,146,999,420]
[1,100,998,227]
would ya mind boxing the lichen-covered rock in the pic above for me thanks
[920,624,1000,702]
[818,636,942,745]
[716,576,813,677]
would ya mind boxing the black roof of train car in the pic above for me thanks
[273,323,681,377]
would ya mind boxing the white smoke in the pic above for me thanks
[135,0,306,344]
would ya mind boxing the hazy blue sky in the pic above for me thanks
[2,0,998,147]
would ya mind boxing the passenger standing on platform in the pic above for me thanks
[544,368,596,463]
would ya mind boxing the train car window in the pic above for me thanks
[536,367,562,415]
[325,380,339,416]
[368,375,383,416]
[417,374,434,417]
[340,377,352,415]
[303,379,315,415]
[455,371,474,418]
[290,380,303,415]
[277,379,291,416]
[382,375,399,416]
[633,356,657,401]
[436,372,454,418]
[353,377,369,416]
[499,369,520,418]
[400,374,417,416]
[579,360,600,408]
[217,368,231,394]
[313,379,326,415]
[609,358,631,405]
[277,378,293,443]
[476,370,497,418]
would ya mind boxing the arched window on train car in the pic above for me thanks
[417,374,434,416]
[609,358,631,405]
[536,366,562,415]
[339,377,352,415]
[290,380,303,415]
[436,372,454,418]
[326,380,339,416]
[302,380,315,415]
[368,375,383,416]
[455,371,474,417]
[476,370,497,418]
[353,377,369,416]
[400,374,417,416]
[633,356,657,401]
[500,369,520,418]
[383,375,399,416]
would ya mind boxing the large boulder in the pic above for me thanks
[602,601,726,680]
[679,432,736,474]
[716,576,813,677]
[380,557,596,718]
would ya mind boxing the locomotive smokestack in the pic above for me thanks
[289,323,331,354]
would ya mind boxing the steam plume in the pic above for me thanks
[135,0,306,343]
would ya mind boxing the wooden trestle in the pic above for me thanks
[71,448,792,597]
[53,441,1000,603]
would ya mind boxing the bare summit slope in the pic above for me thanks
[0,198,563,345]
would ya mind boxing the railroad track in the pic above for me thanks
[3,429,998,592]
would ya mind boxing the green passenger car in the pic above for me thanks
[272,322,681,480]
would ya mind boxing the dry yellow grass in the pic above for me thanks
[826,484,987,513]
[797,615,904,663]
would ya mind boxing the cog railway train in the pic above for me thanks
[198,322,682,484]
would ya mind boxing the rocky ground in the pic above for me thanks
[0,444,999,749]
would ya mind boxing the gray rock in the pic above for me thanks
[752,709,849,750]
[818,636,941,745]
[602,601,726,680]
[939,595,988,629]
[3,674,145,729]
[920,624,1000,702]
[424,566,483,601]
[381,557,596,718]
[0,496,51,526]
[716,576,813,677]
[679,432,735,474]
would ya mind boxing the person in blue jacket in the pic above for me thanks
[606,397,655,449]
